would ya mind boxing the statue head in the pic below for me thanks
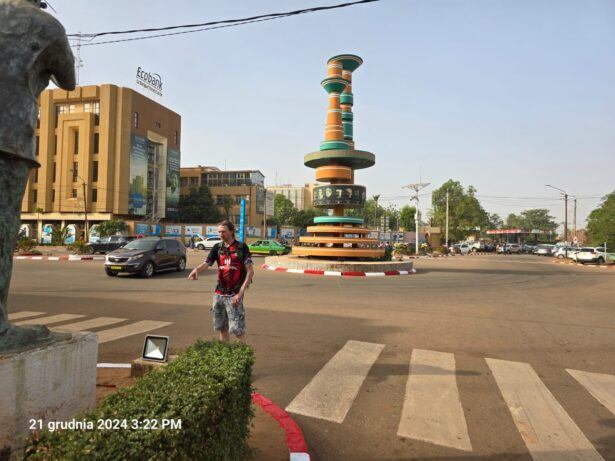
[28,0,47,9]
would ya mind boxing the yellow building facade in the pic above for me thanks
[180,166,272,227]
[21,84,181,239]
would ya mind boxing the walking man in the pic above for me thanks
[188,220,253,341]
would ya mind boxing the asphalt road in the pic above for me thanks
[9,254,615,461]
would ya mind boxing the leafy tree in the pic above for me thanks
[506,209,557,232]
[346,198,386,227]
[399,205,417,231]
[488,213,503,229]
[430,180,489,241]
[506,213,522,228]
[178,184,222,223]
[96,219,129,237]
[291,208,327,229]
[217,195,236,220]
[587,192,615,249]
[518,209,557,232]
[273,194,296,226]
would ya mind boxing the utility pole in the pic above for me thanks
[403,182,430,255]
[546,184,570,259]
[573,198,577,244]
[82,181,88,242]
[445,190,449,248]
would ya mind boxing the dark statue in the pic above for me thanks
[0,0,75,350]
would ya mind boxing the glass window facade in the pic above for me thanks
[200,171,264,187]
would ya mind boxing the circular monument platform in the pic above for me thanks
[264,255,414,276]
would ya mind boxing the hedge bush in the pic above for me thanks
[25,340,254,461]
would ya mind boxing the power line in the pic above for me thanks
[67,0,379,46]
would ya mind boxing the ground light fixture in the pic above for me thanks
[142,335,169,362]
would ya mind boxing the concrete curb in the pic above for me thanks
[553,260,615,270]
[14,255,105,261]
[262,264,417,277]
[251,392,311,461]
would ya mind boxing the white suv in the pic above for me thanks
[196,236,222,250]
[576,247,612,265]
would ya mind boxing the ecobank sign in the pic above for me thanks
[136,67,163,96]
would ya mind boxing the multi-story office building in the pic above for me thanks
[20,84,181,239]
[267,184,314,210]
[180,166,272,225]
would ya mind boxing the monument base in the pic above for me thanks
[264,255,414,274]
[0,332,98,460]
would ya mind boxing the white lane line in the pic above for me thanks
[567,369,615,415]
[15,313,86,325]
[96,320,172,344]
[486,358,604,461]
[397,349,472,451]
[53,317,127,333]
[8,311,46,321]
[285,340,384,423]
[97,363,132,368]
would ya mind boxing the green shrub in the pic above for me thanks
[25,340,254,461]
[67,240,87,254]
[17,237,37,254]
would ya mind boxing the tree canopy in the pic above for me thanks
[506,209,557,232]
[430,180,489,241]
[178,184,222,224]
[587,192,615,249]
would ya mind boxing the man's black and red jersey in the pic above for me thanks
[205,240,252,295]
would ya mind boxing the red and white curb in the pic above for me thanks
[262,264,416,277]
[252,392,311,461]
[14,255,105,261]
[553,261,615,270]
[96,364,311,460]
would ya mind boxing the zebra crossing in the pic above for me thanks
[285,340,615,460]
[8,311,172,344]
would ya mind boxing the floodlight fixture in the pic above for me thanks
[142,335,169,362]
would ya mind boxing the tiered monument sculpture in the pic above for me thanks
[292,54,384,259]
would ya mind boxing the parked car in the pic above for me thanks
[533,244,554,256]
[104,238,186,277]
[84,235,136,254]
[521,244,536,254]
[196,236,222,251]
[248,240,290,256]
[576,247,613,265]
[553,246,579,259]
[497,243,521,254]
[456,243,471,255]
[468,241,485,252]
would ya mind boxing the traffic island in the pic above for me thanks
[264,255,414,276]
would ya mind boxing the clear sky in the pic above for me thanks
[50,0,615,227]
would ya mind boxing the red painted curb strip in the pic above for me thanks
[251,392,310,458]
[14,255,105,261]
[261,264,417,277]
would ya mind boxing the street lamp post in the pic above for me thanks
[546,184,569,259]
[71,169,88,242]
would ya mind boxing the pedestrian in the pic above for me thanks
[189,234,195,250]
[188,220,254,342]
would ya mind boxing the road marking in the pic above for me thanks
[567,369,615,415]
[8,311,46,321]
[15,313,85,325]
[96,320,172,344]
[397,349,472,451]
[285,340,384,423]
[486,358,603,461]
[53,317,127,333]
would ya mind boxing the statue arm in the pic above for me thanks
[43,36,76,91]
